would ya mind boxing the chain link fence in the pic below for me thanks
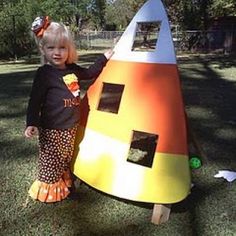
[74,29,236,54]
[74,31,123,50]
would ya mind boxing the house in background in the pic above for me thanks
[208,16,236,53]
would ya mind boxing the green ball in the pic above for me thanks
[189,156,202,169]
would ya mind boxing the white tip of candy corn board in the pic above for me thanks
[112,0,176,64]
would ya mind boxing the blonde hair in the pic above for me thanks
[35,22,78,64]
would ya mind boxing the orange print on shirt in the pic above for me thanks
[63,73,80,96]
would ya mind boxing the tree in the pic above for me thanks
[0,0,235,59]
[0,0,34,58]
[73,0,105,31]
[163,0,213,30]
[105,0,146,30]
[0,0,80,58]
[38,0,78,24]
[210,0,236,17]
[89,0,106,30]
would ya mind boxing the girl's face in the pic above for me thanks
[41,40,69,69]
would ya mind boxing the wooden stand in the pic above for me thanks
[151,204,171,224]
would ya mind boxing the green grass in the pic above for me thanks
[0,53,236,236]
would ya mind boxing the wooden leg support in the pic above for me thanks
[151,204,171,225]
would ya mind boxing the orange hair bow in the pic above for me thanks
[31,16,50,37]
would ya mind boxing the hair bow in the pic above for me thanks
[31,16,50,37]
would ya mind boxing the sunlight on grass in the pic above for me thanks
[213,67,236,81]
[186,106,217,120]
[0,63,39,74]
[215,128,236,140]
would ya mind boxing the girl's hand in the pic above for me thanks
[104,49,114,59]
[24,126,39,138]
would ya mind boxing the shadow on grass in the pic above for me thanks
[0,70,35,99]
[0,70,35,130]
[0,54,236,236]
[0,137,38,160]
[179,55,236,167]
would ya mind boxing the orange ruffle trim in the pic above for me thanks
[28,170,72,203]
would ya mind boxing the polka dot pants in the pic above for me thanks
[38,126,77,184]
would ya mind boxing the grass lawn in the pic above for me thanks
[0,52,235,236]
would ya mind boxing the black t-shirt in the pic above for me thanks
[26,55,107,129]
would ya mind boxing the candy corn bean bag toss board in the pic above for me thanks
[72,0,191,223]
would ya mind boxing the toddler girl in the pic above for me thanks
[25,16,113,203]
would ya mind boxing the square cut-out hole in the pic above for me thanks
[97,83,124,114]
[132,21,161,52]
[127,130,158,168]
